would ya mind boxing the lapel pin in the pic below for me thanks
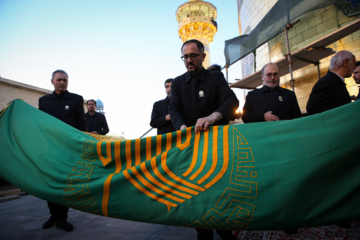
[199,90,204,98]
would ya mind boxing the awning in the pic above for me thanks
[224,0,338,67]
[230,18,360,89]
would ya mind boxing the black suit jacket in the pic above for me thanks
[150,97,175,135]
[169,68,239,130]
[39,90,86,131]
[306,71,351,115]
[242,86,301,123]
[85,112,109,135]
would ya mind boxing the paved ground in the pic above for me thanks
[0,193,229,240]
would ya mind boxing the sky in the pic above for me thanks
[0,0,244,139]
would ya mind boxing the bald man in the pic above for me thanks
[242,62,301,123]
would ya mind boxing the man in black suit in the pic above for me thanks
[242,62,301,123]
[150,79,175,135]
[242,63,301,235]
[306,50,356,115]
[169,39,238,240]
[39,69,86,232]
[85,99,109,135]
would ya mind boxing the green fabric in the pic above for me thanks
[0,99,359,230]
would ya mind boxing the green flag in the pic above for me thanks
[0,99,359,230]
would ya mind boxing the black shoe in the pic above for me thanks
[43,217,55,229]
[56,220,74,232]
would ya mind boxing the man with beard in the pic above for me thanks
[169,39,238,240]
[150,78,175,135]
[242,62,301,123]
[306,50,356,115]
[85,99,109,135]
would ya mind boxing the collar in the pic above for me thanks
[50,90,70,99]
[260,85,283,92]
[86,111,96,116]
[330,71,345,82]
[184,67,206,84]
[164,97,171,102]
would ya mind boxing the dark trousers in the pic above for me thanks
[196,228,235,240]
[47,201,69,221]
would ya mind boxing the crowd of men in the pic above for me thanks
[36,39,357,239]
[149,45,358,239]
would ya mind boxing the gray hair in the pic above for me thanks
[51,69,68,79]
[329,51,355,70]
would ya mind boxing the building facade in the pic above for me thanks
[235,0,360,111]
[0,77,86,112]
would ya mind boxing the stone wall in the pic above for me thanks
[0,78,51,110]
[0,77,87,111]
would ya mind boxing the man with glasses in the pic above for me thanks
[169,39,238,240]
[242,62,301,236]
[306,50,356,115]
[242,62,301,123]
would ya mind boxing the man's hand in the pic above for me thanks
[194,112,223,134]
[90,131,99,134]
[165,114,171,121]
[180,125,187,130]
[264,111,280,121]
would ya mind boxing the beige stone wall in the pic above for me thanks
[238,1,360,111]
[0,78,51,110]
[0,77,87,111]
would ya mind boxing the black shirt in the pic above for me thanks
[85,112,109,135]
[306,71,351,115]
[242,86,301,123]
[150,97,175,135]
[169,68,239,130]
[39,90,86,131]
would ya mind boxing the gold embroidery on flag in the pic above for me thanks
[102,141,122,217]
[102,174,113,216]
[97,141,112,166]
[187,126,257,230]
[94,126,231,214]
[125,140,132,169]
[135,139,141,166]
[140,162,192,199]
[183,133,200,177]
[161,151,205,192]
[166,132,172,150]
[156,135,162,155]
[204,125,229,189]
[150,156,199,195]
[130,167,185,203]
[146,137,151,160]
[123,170,177,208]
[190,131,209,180]
[198,126,218,184]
